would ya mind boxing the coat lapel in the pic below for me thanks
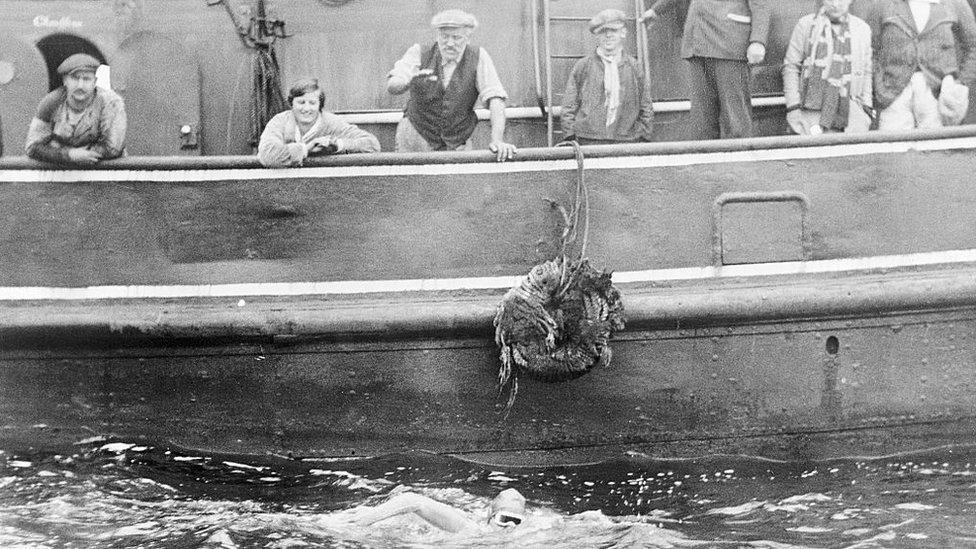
[921,1,947,35]
[892,0,919,36]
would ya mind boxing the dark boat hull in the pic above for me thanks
[3,262,976,466]
[3,132,976,465]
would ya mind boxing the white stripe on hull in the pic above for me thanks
[2,249,975,301]
[5,137,976,183]
[341,96,785,123]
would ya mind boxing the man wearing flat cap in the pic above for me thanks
[642,0,771,139]
[387,9,517,161]
[25,53,126,165]
[561,9,655,144]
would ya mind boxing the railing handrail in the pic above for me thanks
[3,124,976,171]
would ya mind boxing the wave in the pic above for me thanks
[3,438,975,548]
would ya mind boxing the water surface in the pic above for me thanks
[2,439,976,548]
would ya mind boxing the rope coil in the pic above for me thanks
[493,142,626,413]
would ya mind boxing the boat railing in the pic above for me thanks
[2,124,976,171]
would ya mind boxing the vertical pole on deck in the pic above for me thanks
[633,0,651,88]
[531,0,546,119]
[542,0,554,146]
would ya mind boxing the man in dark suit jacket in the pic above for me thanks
[642,0,772,139]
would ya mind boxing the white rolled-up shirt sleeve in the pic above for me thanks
[476,48,507,105]
[388,44,422,91]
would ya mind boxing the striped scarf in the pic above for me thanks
[799,8,852,130]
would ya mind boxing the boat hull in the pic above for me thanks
[3,132,976,465]
[2,263,975,466]
[3,132,976,288]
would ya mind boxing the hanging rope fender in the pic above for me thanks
[493,142,626,411]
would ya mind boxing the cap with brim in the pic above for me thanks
[57,53,99,76]
[431,9,478,29]
[589,9,627,33]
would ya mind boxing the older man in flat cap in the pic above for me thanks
[561,9,655,144]
[25,53,126,165]
[387,9,517,161]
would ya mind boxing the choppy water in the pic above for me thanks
[2,439,976,548]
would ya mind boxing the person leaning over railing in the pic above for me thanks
[386,9,517,162]
[869,0,976,130]
[560,9,655,144]
[25,53,126,165]
[782,0,873,135]
[257,78,380,168]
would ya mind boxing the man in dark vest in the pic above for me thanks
[387,9,517,161]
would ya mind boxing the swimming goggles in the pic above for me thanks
[490,513,523,527]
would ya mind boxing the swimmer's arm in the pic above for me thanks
[356,493,475,533]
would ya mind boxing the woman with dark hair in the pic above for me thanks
[258,78,380,167]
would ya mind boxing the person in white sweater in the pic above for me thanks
[258,78,379,167]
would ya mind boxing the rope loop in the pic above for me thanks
[493,143,625,415]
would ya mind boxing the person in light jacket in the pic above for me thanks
[782,0,873,135]
[25,53,126,165]
[561,9,655,144]
[258,78,379,168]
[869,0,976,130]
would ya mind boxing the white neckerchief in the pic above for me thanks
[908,0,939,31]
[597,48,622,128]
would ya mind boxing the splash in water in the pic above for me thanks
[3,439,976,548]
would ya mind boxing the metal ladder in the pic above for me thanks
[537,0,652,145]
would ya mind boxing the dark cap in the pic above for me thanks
[589,9,627,33]
[57,53,99,76]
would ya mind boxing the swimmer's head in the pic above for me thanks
[489,488,525,527]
